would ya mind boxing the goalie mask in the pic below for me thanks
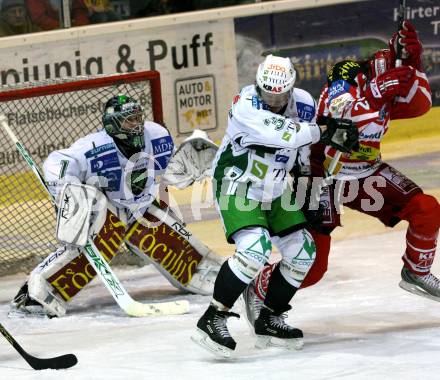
[256,54,296,111]
[102,95,145,149]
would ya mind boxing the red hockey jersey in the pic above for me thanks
[317,67,432,178]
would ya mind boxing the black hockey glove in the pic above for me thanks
[293,175,325,232]
[303,199,325,232]
[320,118,359,153]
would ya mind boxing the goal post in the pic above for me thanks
[0,71,163,276]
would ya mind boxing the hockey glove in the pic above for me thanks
[320,118,359,153]
[367,66,415,109]
[389,20,423,70]
[304,204,326,232]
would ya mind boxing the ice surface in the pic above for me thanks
[1,229,439,380]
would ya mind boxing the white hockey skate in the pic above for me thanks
[399,267,440,302]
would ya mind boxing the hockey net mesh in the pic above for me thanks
[0,71,162,276]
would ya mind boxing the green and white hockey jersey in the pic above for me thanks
[213,85,320,202]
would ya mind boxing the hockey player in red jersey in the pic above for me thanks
[244,20,440,327]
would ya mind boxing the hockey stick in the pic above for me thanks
[395,0,406,67]
[0,322,77,370]
[0,115,189,317]
[326,151,342,179]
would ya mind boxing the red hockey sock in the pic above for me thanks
[398,194,440,275]
[403,226,438,275]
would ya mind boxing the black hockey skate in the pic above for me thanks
[191,304,240,358]
[9,282,53,318]
[399,267,440,302]
[254,305,304,350]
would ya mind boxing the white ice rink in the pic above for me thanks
[1,229,439,380]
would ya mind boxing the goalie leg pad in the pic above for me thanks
[19,209,126,316]
[26,246,79,317]
[46,209,126,303]
[125,204,225,295]
[183,252,223,295]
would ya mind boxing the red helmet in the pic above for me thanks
[369,49,394,78]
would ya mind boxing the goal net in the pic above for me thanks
[0,71,163,276]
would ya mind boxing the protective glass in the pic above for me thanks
[260,90,290,109]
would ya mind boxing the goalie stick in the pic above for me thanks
[0,115,189,317]
[0,322,77,370]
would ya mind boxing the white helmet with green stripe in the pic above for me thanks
[256,54,296,110]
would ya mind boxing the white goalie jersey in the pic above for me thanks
[213,85,319,202]
[43,121,173,219]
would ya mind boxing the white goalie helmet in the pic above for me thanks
[256,54,296,109]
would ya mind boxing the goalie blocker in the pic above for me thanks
[15,182,223,317]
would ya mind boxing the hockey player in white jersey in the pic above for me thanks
[10,94,222,317]
[191,55,359,357]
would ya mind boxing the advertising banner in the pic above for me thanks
[235,0,440,106]
[0,18,237,144]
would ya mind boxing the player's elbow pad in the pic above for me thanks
[292,122,321,148]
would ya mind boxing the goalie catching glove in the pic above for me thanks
[162,129,218,189]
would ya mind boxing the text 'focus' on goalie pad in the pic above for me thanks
[56,183,108,247]
[47,208,126,303]
[125,203,224,295]
[24,206,126,316]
